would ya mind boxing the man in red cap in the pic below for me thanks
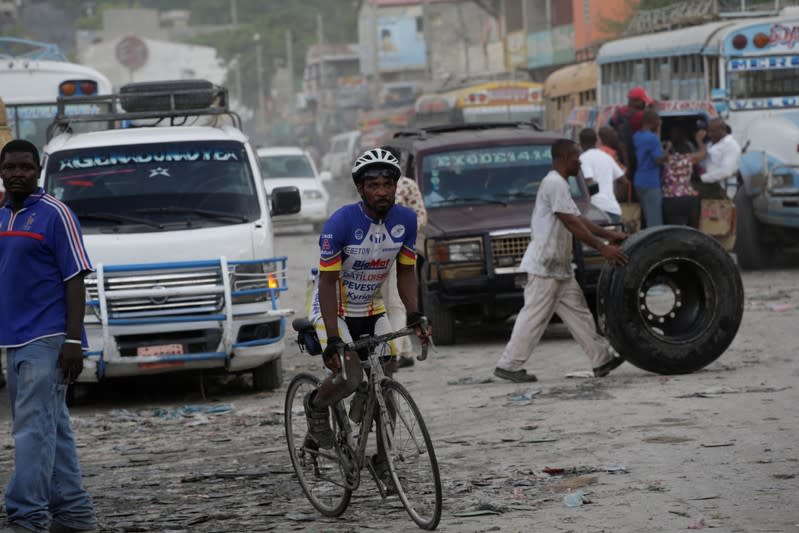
[609,86,654,186]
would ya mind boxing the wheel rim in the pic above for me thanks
[285,375,351,516]
[380,383,442,530]
[636,257,716,343]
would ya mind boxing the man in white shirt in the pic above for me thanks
[578,128,627,223]
[494,139,629,383]
[698,118,741,199]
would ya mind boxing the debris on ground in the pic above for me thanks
[687,517,705,529]
[562,490,587,507]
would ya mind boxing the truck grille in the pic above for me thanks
[491,235,529,266]
[85,269,224,318]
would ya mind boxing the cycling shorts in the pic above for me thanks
[312,313,396,360]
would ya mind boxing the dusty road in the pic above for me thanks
[1,221,798,532]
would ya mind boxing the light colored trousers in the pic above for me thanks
[496,274,613,372]
[383,263,414,357]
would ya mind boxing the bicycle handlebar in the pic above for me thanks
[331,316,431,384]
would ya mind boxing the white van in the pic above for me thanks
[40,80,300,390]
[321,130,360,180]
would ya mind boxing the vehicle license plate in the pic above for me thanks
[514,274,528,288]
[137,343,184,356]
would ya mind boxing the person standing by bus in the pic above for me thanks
[609,86,653,177]
[696,118,741,200]
[578,128,626,224]
[662,128,708,228]
[633,110,667,228]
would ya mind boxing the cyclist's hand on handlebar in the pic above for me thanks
[407,312,433,346]
[322,336,346,371]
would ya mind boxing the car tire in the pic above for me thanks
[733,189,767,270]
[420,267,455,346]
[252,357,283,391]
[596,226,743,375]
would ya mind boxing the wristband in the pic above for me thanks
[63,339,82,345]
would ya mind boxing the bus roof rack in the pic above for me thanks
[393,121,544,139]
[46,80,241,141]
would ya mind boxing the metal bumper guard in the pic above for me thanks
[84,256,293,379]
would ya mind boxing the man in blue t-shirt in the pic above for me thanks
[633,109,667,228]
[0,140,97,533]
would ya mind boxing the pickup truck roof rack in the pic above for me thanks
[46,82,241,141]
[393,120,543,139]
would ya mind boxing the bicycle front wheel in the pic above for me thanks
[284,372,352,517]
[378,380,442,530]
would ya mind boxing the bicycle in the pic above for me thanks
[285,317,442,530]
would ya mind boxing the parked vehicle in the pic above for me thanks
[0,37,112,151]
[595,9,799,268]
[41,80,300,392]
[322,130,361,180]
[257,146,330,232]
[384,122,615,345]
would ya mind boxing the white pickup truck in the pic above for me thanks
[40,80,300,391]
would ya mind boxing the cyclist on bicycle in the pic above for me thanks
[303,147,431,455]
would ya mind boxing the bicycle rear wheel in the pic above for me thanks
[378,380,442,530]
[284,372,352,517]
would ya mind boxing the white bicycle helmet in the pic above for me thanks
[351,147,401,184]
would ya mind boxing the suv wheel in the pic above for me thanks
[253,357,283,391]
[421,269,455,345]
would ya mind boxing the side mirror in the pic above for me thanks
[270,186,301,216]
[587,181,600,196]
[319,170,332,182]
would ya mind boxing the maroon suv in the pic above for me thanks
[386,123,615,345]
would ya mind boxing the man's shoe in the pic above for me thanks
[370,454,396,496]
[1,523,34,533]
[494,367,538,383]
[50,523,97,533]
[397,355,415,368]
[593,356,625,377]
[303,390,335,449]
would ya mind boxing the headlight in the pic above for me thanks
[770,172,794,190]
[430,239,482,263]
[303,189,324,200]
[231,262,278,304]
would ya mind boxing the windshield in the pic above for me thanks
[420,144,580,208]
[45,140,260,233]
[259,154,315,178]
[727,66,799,100]
[6,103,112,151]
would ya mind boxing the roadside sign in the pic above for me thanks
[115,35,148,71]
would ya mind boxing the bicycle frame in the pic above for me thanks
[328,321,430,492]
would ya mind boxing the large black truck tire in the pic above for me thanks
[597,226,744,375]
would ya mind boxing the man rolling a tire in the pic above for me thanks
[494,139,629,383]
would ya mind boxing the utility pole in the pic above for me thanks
[286,29,296,140]
[233,53,243,103]
[230,0,238,25]
[423,0,433,81]
[316,12,326,141]
[370,0,381,106]
[253,32,266,137]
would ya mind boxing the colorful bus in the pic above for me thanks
[596,8,799,266]
[414,80,544,129]
[0,38,113,150]
[543,61,597,132]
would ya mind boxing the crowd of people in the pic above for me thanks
[590,87,743,230]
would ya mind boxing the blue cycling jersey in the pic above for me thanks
[311,202,417,317]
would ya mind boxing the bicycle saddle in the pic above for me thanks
[292,317,314,331]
